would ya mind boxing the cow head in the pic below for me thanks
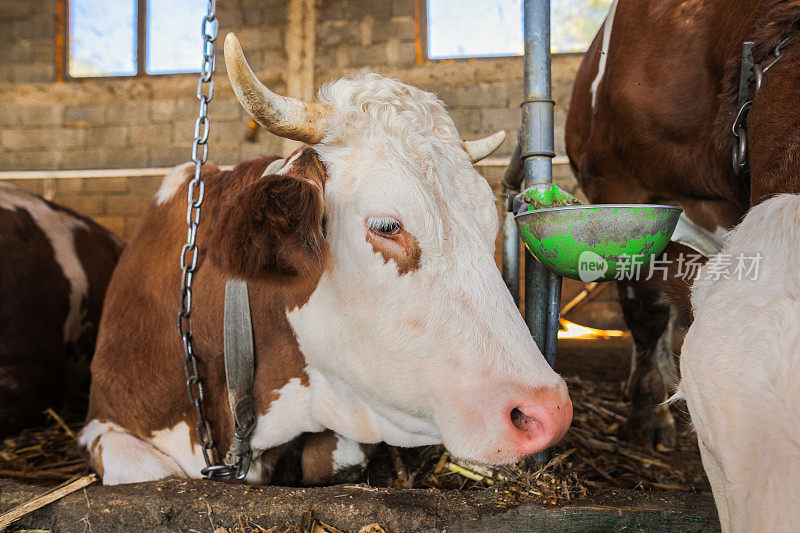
[222,33,571,465]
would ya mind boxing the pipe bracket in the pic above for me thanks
[520,98,556,106]
[520,149,556,159]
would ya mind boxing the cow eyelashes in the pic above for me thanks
[367,216,402,236]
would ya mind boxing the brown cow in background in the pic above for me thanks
[0,182,123,436]
[566,0,799,450]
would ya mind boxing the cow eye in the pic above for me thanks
[367,216,401,236]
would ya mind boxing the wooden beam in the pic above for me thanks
[54,0,66,81]
[414,0,426,65]
[0,475,97,529]
[136,0,147,75]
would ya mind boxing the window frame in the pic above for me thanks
[62,0,200,81]
[418,0,587,63]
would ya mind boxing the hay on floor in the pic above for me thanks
[0,377,707,506]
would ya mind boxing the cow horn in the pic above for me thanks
[462,130,506,163]
[224,33,332,144]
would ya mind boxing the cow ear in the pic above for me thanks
[208,148,329,283]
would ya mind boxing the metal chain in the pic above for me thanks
[176,0,233,480]
[732,36,792,175]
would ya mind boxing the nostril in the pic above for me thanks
[510,407,539,432]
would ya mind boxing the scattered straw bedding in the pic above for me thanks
[0,377,708,505]
[215,520,388,533]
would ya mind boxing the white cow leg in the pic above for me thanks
[79,420,185,485]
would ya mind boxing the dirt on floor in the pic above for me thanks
[0,478,719,532]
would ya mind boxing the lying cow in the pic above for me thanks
[567,0,800,528]
[0,182,123,436]
[79,33,573,485]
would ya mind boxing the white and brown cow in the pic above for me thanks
[567,0,800,528]
[0,182,123,436]
[79,33,573,485]
[566,0,799,450]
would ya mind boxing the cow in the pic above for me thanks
[565,0,800,528]
[679,194,800,531]
[565,0,799,451]
[78,33,573,486]
[0,182,123,436]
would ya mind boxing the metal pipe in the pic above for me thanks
[502,211,521,306]
[533,272,559,468]
[501,142,525,190]
[522,0,560,464]
[543,271,562,368]
[502,143,523,305]
[521,0,559,350]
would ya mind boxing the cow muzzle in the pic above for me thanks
[436,379,572,465]
[506,386,573,460]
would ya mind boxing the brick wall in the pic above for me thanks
[0,0,290,171]
[0,0,581,171]
[0,0,56,84]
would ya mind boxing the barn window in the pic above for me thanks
[424,0,613,59]
[67,0,212,78]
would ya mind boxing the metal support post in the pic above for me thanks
[522,0,561,463]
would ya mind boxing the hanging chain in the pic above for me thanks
[732,36,792,176]
[176,0,234,480]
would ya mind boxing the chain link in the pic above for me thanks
[732,36,792,175]
[176,0,234,480]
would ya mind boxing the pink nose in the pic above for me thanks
[508,387,573,457]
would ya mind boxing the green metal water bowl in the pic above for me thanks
[515,203,683,282]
